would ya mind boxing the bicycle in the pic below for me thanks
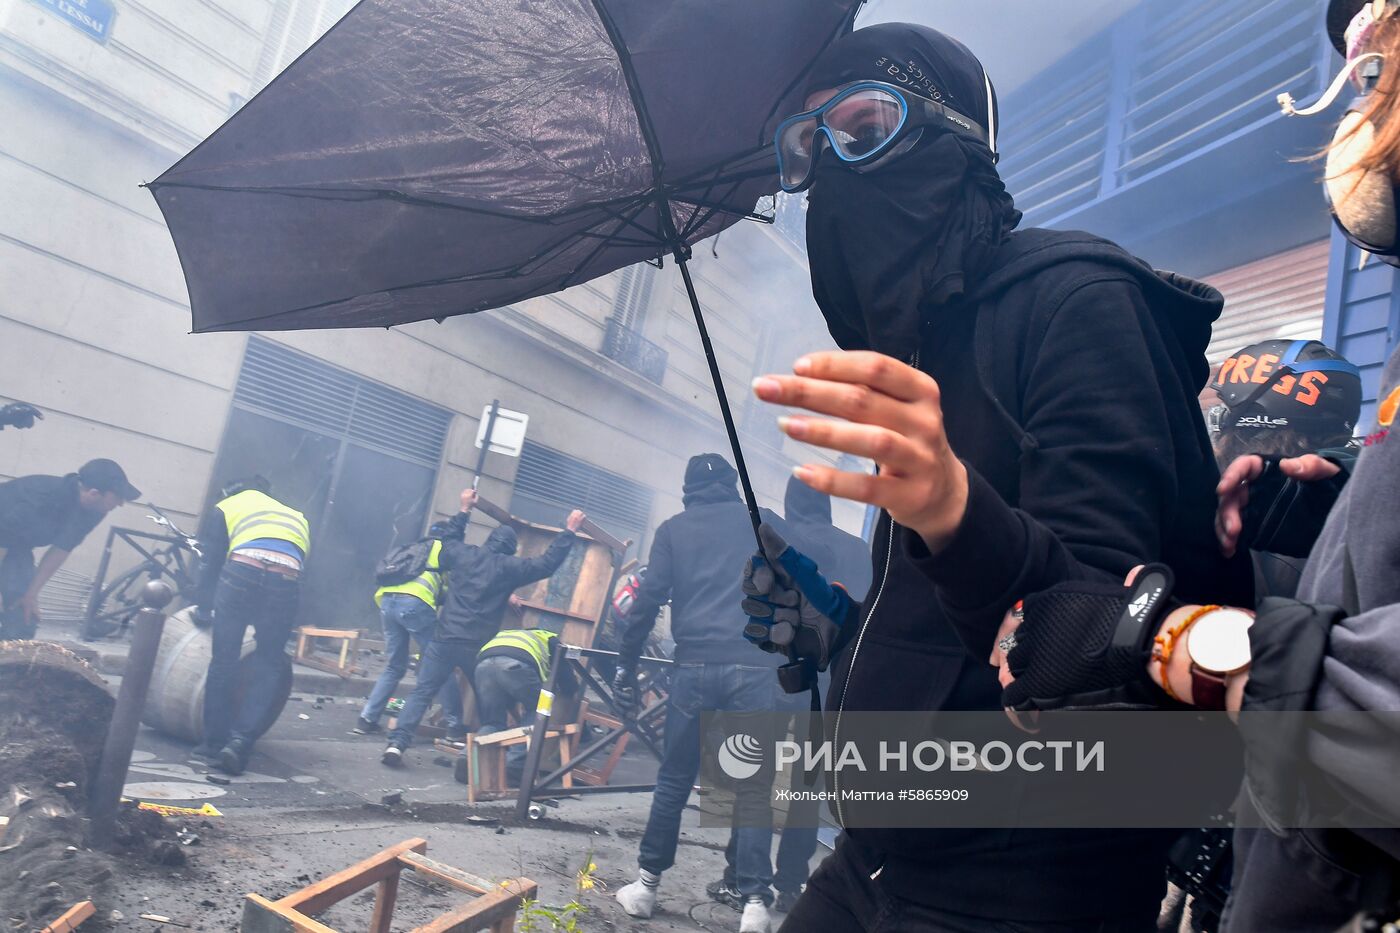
[82,504,202,640]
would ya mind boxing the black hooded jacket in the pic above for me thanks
[433,512,576,644]
[621,456,781,667]
[774,476,872,602]
[825,229,1256,919]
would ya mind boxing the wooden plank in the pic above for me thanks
[369,874,399,933]
[398,851,495,895]
[240,896,339,933]
[278,838,426,913]
[0,815,9,844]
[297,627,360,638]
[514,601,597,624]
[407,880,536,933]
[474,724,579,747]
[470,496,516,527]
[41,901,95,933]
[577,517,627,554]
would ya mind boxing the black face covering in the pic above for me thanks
[802,24,1021,356]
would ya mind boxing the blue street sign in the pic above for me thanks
[27,0,116,44]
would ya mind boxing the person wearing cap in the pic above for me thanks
[614,453,782,933]
[353,521,464,738]
[742,22,1252,932]
[0,458,139,639]
[381,488,585,767]
[192,475,311,775]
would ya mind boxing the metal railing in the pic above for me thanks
[603,316,669,384]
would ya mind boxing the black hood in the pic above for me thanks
[682,453,741,508]
[784,474,832,526]
[971,229,1223,396]
[802,23,1020,357]
[486,525,518,556]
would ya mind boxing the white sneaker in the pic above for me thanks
[615,879,657,918]
[739,900,771,933]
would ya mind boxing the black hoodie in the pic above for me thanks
[827,229,1255,920]
[621,455,781,667]
[434,512,576,644]
[776,476,872,603]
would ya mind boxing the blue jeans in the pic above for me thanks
[638,662,776,899]
[724,707,822,894]
[361,594,463,728]
[387,639,483,749]
[203,561,299,750]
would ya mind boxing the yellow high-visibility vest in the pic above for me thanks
[374,540,444,609]
[479,628,557,680]
[219,489,311,556]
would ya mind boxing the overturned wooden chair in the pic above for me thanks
[242,838,535,933]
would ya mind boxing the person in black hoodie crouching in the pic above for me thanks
[614,454,782,933]
[741,23,1253,932]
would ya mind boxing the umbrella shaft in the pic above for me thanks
[675,254,763,547]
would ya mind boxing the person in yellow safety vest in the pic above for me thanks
[190,474,310,776]
[353,523,465,738]
[472,627,580,783]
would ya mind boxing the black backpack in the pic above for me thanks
[375,539,434,586]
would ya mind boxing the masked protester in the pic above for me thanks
[710,477,873,916]
[996,3,1400,929]
[380,489,585,767]
[743,23,1253,931]
[614,454,783,933]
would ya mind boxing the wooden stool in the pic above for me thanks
[242,837,534,933]
[293,627,363,678]
[460,724,581,804]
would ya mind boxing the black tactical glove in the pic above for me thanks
[612,665,639,720]
[741,524,853,678]
[1003,565,1178,712]
[0,402,42,430]
[1239,455,1351,558]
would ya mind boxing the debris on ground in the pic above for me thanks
[0,642,186,930]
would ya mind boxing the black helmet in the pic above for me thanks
[1209,339,1361,440]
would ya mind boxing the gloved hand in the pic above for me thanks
[1003,565,1177,712]
[612,665,639,720]
[191,606,215,629]
[741,524,854,673]
[0,402,42,430]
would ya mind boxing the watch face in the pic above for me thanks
[1186,609,1254,674]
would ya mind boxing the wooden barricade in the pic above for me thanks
[241,838,535,933]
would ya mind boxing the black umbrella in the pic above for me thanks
[148,0,863,541]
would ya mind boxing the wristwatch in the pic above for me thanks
[1182,608,1255,710]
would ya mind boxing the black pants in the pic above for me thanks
[203,562,299,750]
[0,548,36,639]
[473,655,543,731]
[783,835,1157,933]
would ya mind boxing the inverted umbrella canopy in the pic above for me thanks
[149,0,863,534]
